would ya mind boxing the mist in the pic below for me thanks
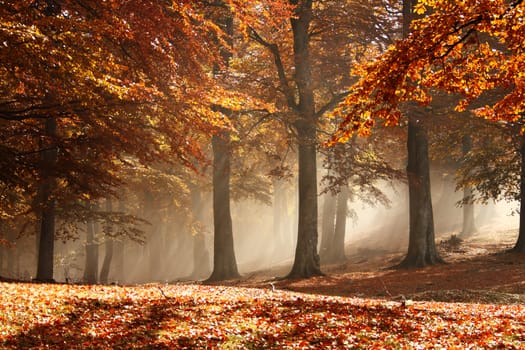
[0,176,519,284]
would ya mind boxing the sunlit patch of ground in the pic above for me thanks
[231,228,525,305]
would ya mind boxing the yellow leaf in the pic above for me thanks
[414,3,426,15]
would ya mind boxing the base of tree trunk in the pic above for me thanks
[393,254,445,269]
[205,270,241,283]
[285,263,324,279]
[511,243,525,254]
[32,278,56,283]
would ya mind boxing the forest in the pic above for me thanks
[0,0,524,348]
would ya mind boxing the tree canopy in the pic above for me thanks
[333,0,525,139]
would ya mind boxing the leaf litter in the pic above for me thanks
[0,281,523,349]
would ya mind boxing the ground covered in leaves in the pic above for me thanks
[0,281,524,349]
[1,231,524,348]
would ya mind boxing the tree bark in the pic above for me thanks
[319,192,336,263]
[99,199,114,284]
[272,179,290,260]
[208,132,240,281]
[397,115,443,267]
[460,134,476,238]
[207,7,239,281]
[513,132,525,252]
[395,0,443,268]
[36,117,57,282]
[190,186,211,279]
[331,185,349,263]
[286,0,323,278]
[83,208,99,284]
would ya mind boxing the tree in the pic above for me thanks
[207,4,240,281]
[83,204,99,284]
[1,0,234,280]
[242,0,399,277]
[333,0,525,253]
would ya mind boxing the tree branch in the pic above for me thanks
[315,91,350,119]
[248,26,298,111]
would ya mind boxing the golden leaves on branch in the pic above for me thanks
[332,0,525,143]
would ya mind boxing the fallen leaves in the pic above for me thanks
[0,282,524,349]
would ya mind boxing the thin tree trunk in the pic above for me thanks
[319,192,336,263]
[5,229,16,278]
[112,199,125,283]
[513,132,525,252]
[36,117,57,282]
[99,239,114,284]
[460,134,476,238]
[83,208,99,284]
[190,186,211,279]
[208,132,240,281]
[272,179,287,259]
[99,199,114,284]
[331,185,349,263]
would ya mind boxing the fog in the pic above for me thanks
[0,179,519,284]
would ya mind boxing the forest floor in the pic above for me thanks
[222,228,525,305]
[0,229,524,348]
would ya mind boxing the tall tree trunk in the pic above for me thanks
[207,7,239,281]
[398,114,443,267]
[287,0,323,278]
[190,186,211,279]
[111,197,125,283]
[513,132,525,252]
[99,199,114,284]
[83,206,99,284]
[331,185,349,263]
[36,117,57,282]
[460,134,476,238]
[319,192,336,263]
[5,229,16,278]
[396,0,442,268]
[272,179,289,261]
[208,132,240,281]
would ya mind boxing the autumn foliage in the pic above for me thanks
[333,0,525,140]
[0,282,524,349]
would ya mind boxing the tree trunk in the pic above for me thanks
[319,192,336,263]
[397,115,443,267]
[83,210,99,284]
[288,124,323,277]
[207,7,239,282]
[5,229,16,278]
[190,186,211,279]
[513,132,525,252]
[460,134,476,238]
[395,0,442,268]
[99,239,114,284]
[208,133,240,281]
[332,185,349,263]
[272,179,290,262]
[112,199,125,283]
[286,0,323,278]
[149,224,164,281]
[99,199,114,284]
[36,117,57,282]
